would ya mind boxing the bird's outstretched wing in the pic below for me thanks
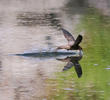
[61,28,75,46]
[62,62,74,71]
[73,61,82,78]
[74,35,83,46]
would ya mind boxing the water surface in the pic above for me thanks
[0,0,110,100]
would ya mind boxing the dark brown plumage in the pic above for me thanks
[57,56,82,78]
[57,28,83,50]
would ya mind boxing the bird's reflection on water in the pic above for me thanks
[57,55,82,78]
[16,51,83,78]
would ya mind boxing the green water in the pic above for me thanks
[48,9,110,100]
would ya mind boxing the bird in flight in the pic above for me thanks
[57,28,83,51]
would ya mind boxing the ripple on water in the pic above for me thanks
[104,68,110,70]
[42,98,47,100]
[63,88,73,91]
[94,64,98,66]
[16,12,62,28]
